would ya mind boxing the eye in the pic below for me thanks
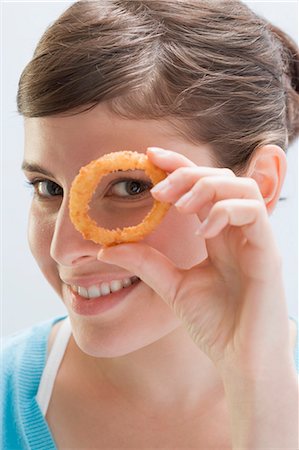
[107,179,153,199]
[28,179,63,198]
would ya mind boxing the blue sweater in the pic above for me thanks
[1,316,65,450]
[1,315,298,450]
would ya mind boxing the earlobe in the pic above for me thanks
[245,145,287,214]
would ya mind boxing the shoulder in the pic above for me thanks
[1,316,66,384]
[1,317,65,450]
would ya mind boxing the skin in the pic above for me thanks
[23,102,297,447]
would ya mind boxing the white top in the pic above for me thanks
[36,317,72,416]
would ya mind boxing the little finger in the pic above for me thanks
[197,198,271,248]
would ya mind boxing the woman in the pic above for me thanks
[3,0,299,448]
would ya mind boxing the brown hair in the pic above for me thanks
[17,0,299,174]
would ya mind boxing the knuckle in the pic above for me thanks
[248,199,267,219]
[168,270,185,310]
[222,168,235,177]
[170,166,191,181]
[196,177,212,190]
[245,177,258,188]
[210,200,225,216]
[174,167,188,176]
[192,178,214,199]
[251,199,264,211]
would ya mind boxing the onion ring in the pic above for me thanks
[69,151,171,246]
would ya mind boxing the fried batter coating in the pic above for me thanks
[69,151,171,246]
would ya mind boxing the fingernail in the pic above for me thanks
[147,147,168,155]
[97,250,105,260]
[151,178,171,194]
[175,191,193,208]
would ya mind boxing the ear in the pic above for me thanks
[245,145,287,215]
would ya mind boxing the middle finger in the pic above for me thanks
[151,166,235,203]
[153,175,264,222]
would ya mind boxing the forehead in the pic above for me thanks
[23,103,213,174]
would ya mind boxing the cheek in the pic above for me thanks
[145,207,207,269]
[28,204,61,294]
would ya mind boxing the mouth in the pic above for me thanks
[66,275,141,316]
[70,275,140,300]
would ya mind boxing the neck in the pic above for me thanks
[70,326,224,413]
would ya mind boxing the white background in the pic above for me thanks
[1,1,298,336]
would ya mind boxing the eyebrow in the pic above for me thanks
[21,161,55,178]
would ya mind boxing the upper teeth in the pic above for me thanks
[71,276,139,299]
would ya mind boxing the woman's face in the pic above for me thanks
[23,103,214,357]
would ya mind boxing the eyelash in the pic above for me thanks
[107,178,153,200]
[26,178,153,200]
[26,179,63,199]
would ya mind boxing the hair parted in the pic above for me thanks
[17,0,299,174]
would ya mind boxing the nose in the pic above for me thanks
[50,197,100,266]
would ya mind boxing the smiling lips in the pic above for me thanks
[70,276,140,299]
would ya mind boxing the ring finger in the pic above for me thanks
[153,175,265,223]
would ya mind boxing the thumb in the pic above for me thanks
[97,242,182,306]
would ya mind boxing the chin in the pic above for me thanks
[75,339,143,358]
[69,316,181,358]
[72,332,153,358]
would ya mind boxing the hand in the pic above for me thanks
[97,147,292,378]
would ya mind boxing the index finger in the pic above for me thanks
[147,147,197,173]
